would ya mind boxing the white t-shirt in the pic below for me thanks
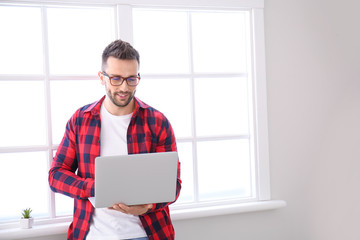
[86,103,147,240]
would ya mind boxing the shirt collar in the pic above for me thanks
[134,96,150,110]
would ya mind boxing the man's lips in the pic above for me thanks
[116,92,129,100]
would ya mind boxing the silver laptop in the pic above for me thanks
[89,151,178,208]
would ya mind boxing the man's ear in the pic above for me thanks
[98,71,105,85]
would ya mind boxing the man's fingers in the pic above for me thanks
[110,203,152,215]
[117,203,130,211]
[112,204,124,212]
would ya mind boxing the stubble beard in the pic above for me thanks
[107,89,136,108]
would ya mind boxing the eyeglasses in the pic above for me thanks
[102,71,140,87]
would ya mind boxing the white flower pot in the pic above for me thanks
[20,218,34,229]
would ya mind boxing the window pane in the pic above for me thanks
[0,81,47,147]
[133,9,190,74]
[197,139,252,201]
[191,11,248,73]
[50,80,104,144]
[175,142,194,203]
[47,7,115,75]
[0,152,49,222]
[0,6,43,74]
[136,78,192,138]
[194,77,249,136]
[55,193,73,216]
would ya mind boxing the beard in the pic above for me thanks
[105,83,136,108]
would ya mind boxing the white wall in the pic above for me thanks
[265,0,360,239]
[177,0,360,239]
[26,0,360,239]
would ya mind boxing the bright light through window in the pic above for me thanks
[0,81,47,147]
[191,11,248,73]
[0,2,269,227]
[133,8,254,205]
[47,7,115,75]
[133,10,190,74]
[0,152,48,221]
[194,77,249,136]
[0,6,43,74]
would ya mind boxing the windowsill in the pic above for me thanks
[0,222,69,239]
[171,199,286,220]
[0,200,286,239]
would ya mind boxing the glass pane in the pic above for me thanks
[133,9,190,74]
[0,152,49,222]
[0,6,43,74]
[191,11,248,73]
[194,77,249,136]
[51,80,104,144]
[174,142,194,204]
[0,81,47,147]
[197,139,252,201]
[136,78,192,138]
[47,7,115,74]
[56,193,74,216]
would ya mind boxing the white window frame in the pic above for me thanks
[0,0,285,238]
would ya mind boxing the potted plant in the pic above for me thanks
[20,208,34,229]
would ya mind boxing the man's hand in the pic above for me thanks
[109,203,153,216]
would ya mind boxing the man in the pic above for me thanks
[48,39,181,240]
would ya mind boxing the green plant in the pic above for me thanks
[21,208,32,219]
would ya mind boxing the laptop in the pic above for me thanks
[89,151,178,208]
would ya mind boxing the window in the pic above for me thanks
[0,3,115,224]
[133,8,256,206]
[0,0,278,232]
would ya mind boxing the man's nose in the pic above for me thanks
[117,80,129,91]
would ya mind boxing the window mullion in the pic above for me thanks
[187,11,200,203]
[41,5,56,219]
[116,4,134,44]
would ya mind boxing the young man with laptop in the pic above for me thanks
[48,39,181,240]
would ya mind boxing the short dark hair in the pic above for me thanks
[101,39,140,71]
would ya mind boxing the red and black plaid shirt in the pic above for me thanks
[49,96,181,240]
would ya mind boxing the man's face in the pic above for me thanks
[100,56,139,110]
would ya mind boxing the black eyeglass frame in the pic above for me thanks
[102,71,141,86]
